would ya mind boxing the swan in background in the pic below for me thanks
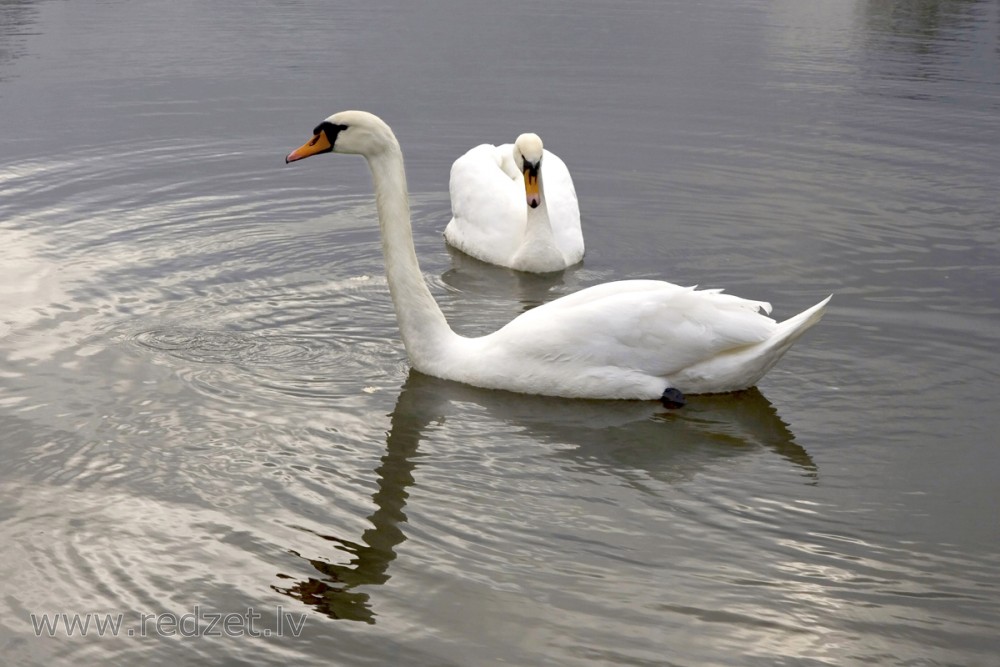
[286,111,831,407]
[444,133,584,273]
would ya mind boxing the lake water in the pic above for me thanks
[2,0,999,665]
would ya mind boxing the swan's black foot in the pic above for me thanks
[660,387,686,409]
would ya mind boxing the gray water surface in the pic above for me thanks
[2,1,999,665]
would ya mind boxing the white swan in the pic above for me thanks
[286,111,831,406]
[444,134,584,273]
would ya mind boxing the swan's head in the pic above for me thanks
[512,133,544,209]
[286,110,398,163]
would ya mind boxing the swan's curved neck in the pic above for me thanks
[512,174,565,271]
[366,148,456,366]
[523,181,555,245]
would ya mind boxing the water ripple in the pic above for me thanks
[130,327,327,367]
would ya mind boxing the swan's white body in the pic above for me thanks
[287,111,831,400]
[444,138,584,273]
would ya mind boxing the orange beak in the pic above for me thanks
[523,165,540,208]
[286,129,333,164]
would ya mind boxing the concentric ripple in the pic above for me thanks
[132,327,261,364]
[129,327,328,367]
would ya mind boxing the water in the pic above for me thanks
[2,0,999,664]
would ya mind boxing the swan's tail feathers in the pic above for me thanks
[730,294,831,392]
[769,295,832,355]
[674,295,831,394]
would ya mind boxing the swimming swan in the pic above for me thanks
[444,134,584,273]
[286,110,831,406]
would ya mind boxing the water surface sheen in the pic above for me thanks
[2,1,999,665]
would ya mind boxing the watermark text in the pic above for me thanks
[29,605,307,638]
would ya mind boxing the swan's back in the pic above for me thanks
[453,282,828,398]
[445,143,526,262]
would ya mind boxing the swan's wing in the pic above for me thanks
[491,281,775,377]
[496,143,522,180]
[540,149,584,263]
[445,143,525,262]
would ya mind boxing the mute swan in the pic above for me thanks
[286,111,831,407]
[444,134,583,273]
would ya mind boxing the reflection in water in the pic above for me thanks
[440,243,583,312]
[563,388,816,484]
[272,373,432,624]
[273,371,812,623]
[0,0,39,81]
[861,0,979,45]
[857,0,991,85]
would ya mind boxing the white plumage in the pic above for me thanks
[444,134,584,273]
[286,111,831,403]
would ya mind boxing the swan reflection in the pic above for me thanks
[274,371,813,622]
[440,243,584,312]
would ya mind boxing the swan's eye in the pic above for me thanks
[313,122,349,142]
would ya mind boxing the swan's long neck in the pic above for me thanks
[512,174,566,272]
[366,147,456,366]
[523,193,556,246]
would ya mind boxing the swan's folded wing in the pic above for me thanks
[491,281,776,377]
[446,144,524,261]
